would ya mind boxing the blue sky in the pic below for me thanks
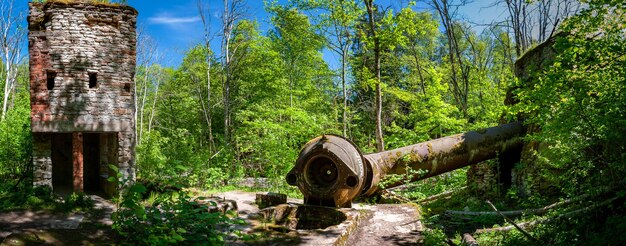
[130,0,285,66]
[128,0,508,68]
[13,0,509,69]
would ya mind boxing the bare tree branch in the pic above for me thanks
[0,0,24,120]
[221,0,247,143]
[198,0,216,152]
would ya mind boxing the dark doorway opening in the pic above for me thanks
[52,133,73,195]
[497,144,523,190]
[51,132,118,197]
[84,133,101,194]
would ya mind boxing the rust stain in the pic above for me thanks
[287,122,525,207]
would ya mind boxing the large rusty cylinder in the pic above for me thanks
[286,135,369,208]
[286,122,525,207]
[360,121,525,195]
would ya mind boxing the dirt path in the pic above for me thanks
[347,204,424,245]
[215,191,424,245]
[0,211,85,238]
[0,195,116,245]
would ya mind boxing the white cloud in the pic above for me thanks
[148,15,200,25]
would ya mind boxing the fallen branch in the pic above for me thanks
[418,186,467,204]
[475,220,540,233]
[486,200,539,242]
[381,190,412,203]
[385,181,422,192]
[461,233,478,246]
[476,196,621,234]
[446,196,580,217]
[447,182,625,217]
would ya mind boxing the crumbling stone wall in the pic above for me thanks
[32,134,52,187]
[29,1,137,194]
[466,37,559,197]
[508,35,560,196]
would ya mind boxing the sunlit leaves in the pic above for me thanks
[514,0,626,194]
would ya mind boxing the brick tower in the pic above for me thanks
[28,1,137,196]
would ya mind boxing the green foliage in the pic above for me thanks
[112,188,237,245]
[475,202,626,246]
[233,9,337,181]
[0,64,31,181]
[350,5,507,151]
[136,131,167,181]
[422,228,448,246]
[513,0,626,195]
[0,181,96,213]
[62,192,94,212]
[111,169,240,245]
[112,187,238,245]
[0,104,31,178]
[0,183,52,211]
[394,168,467,202]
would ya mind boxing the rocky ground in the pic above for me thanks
[0,191,424,245]
[0,195,116,245]
[216,191,424,245]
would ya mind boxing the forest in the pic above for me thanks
[0,0,625,245]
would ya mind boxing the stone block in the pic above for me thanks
[255,192,288,209]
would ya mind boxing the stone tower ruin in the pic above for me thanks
[28,1,137,196]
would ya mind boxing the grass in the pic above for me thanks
[196,181,303,200]
[0,179,118,245]
[391,167,468,202]
[0,184,96,214]
[406,169,626,246]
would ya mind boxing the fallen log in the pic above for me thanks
[461,233,478,246]
[486,200,539,242]
[475,196,620,234]
[447,182,625,217]
[446,196,577,217]
[417,186,467,204]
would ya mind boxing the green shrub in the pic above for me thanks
[512,0,626,195]
[112,186,240,245]
[62,192,94,212]
[0,182,57,211]
[111,163,242,246]
[422,228,448,246]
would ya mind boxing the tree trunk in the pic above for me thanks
[341,49,348,137]
[365,0,384,152]
[206,54,214,151]
[411,43,427,95]
[222,0,234,143]
[2,51,13,120]
[433,0,468,119]
[147,73,160,134]
[197,0,215,152]
[138,66,150,145]
[0,0,20,120]
[374,52,383,151]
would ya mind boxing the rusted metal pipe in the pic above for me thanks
[286,122,525,208]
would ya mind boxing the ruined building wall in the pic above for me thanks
[29,2,137,193]
[508,36,559,196]
[465,36,559,198]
